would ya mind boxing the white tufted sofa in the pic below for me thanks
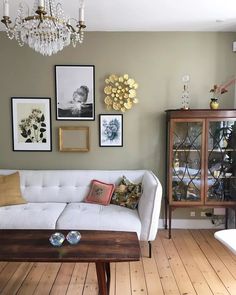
[0,169,162,242]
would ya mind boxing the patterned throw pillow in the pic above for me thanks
[111,176,142,209]
[85,180,115,206]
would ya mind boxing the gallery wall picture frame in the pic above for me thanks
[11,97,52,151]
[55,65,95,121]
[99,114,123,147]
[59,126,90,152]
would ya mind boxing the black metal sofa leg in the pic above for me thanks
[148,241,152,258]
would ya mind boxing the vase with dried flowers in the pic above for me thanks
[209,85,226,109]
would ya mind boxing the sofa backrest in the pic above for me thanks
[0,170,147,203]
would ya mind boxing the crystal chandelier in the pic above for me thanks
[1,0,86,56]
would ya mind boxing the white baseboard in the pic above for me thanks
[158,219,224,229]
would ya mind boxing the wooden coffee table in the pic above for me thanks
[0,230,140,295]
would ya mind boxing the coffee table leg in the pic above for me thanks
[95,262,110,295]
[105,262,110,293]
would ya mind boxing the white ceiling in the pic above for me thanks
[1,0,236,31]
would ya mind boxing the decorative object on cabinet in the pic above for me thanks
[104,74,138,112]
[55,65,95,121]
[11,97,52,151]
[1,0,86,56]
[99,114,123,147]
[181,75,190,110]
[59,126,89,152]
[165,109,236,238]
[210,98,219,110]
[209,78,236,109]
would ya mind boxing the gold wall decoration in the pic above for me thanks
[104,74,138,112]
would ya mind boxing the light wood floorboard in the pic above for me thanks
[0,230,235,295]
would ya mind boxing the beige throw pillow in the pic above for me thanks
[0,172,27,207]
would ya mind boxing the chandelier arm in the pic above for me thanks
[1,16,12,28]
[67,24,76,33]
[1,16,20,31]
[24,15,65,24]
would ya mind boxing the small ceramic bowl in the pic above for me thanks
[66,231,81,245]
[49,232,65,247]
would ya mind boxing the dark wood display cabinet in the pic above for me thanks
[165,109,236,238]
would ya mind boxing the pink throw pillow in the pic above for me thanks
[85,180,115,205]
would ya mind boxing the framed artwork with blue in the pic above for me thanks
[99,114,123,147]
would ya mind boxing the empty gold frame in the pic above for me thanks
[59,127,90,152]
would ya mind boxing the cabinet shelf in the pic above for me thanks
[173,176,236,180]
[173,149,200,152]
[210,148,236,152]
[173,148,236,152]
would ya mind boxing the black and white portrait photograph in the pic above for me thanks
[55,65,95,120]
[99,114,123,147]
[11,97,52,151]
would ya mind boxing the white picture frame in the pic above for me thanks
[11,97,52,151]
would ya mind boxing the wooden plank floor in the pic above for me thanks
[0,230,236,295]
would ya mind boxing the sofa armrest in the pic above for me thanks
[138,171,162,241]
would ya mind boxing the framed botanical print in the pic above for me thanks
[55,65,95,121]
[99,114,123,147]
[11,97,52,151]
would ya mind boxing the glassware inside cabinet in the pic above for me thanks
[207,120,236,202]
[172,121,202,202]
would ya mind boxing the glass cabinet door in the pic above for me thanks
[171,120,204,204]
[206,119,236,203]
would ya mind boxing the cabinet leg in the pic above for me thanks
[235,209,236,228]
[225,208,228,229]
[164,198,168,230]
[148,241,152,258]
[168,206,172,239]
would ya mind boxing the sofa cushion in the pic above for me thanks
[85,180,115,205]
[111,176,142,209]
[56,203,142,238]
[0,203,67,229]
[0,172,27,207]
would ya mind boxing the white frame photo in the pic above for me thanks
[11,97,52,151]
[55,65,95,121]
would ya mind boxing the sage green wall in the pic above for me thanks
[1,32,236,219]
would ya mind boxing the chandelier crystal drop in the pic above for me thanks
[1,0,86,56]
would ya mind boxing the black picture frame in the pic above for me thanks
[55,65,95,121]
[99,114,123,147]
[11,97,52,151]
